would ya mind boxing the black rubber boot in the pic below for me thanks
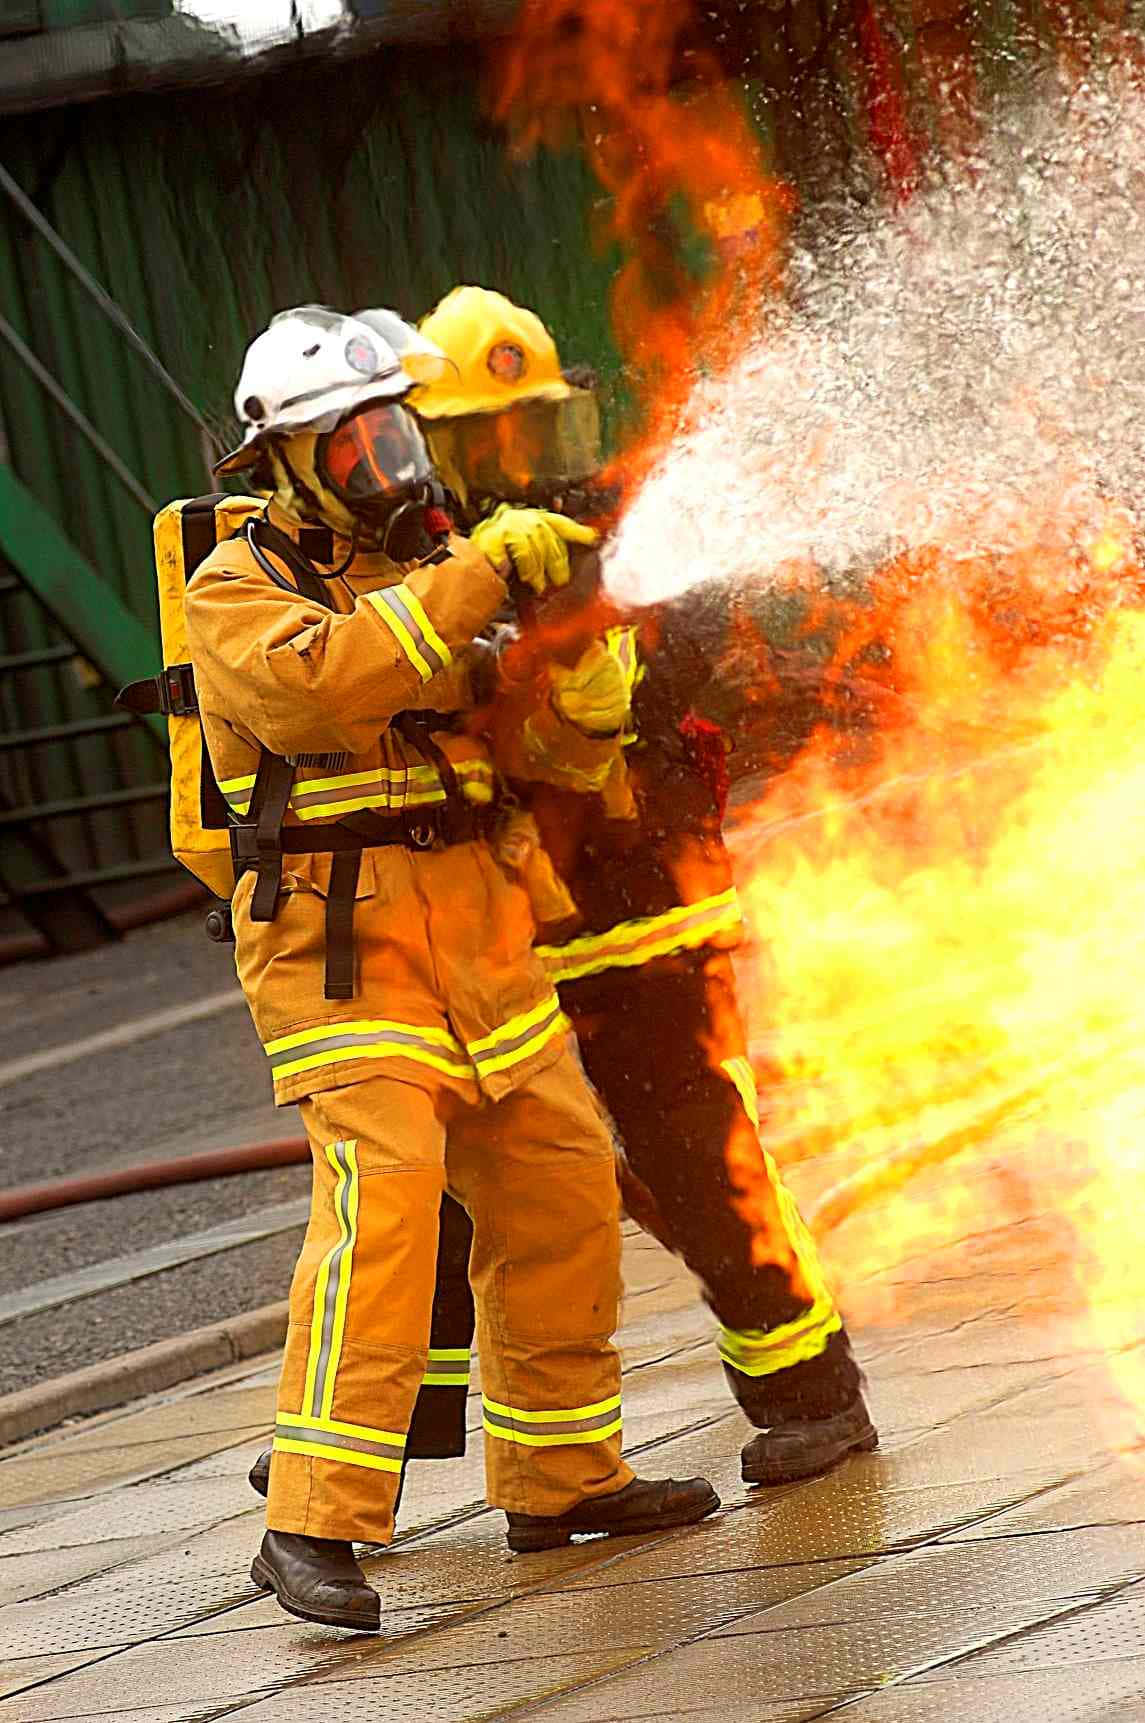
[505,1474,720,1553]
[740,1392,878,1486]
[250,1531,381,1631]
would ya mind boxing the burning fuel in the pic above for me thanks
[599,59,1145,1448]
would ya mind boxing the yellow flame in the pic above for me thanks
[730,594,1145,1451]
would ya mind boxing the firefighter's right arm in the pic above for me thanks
[186,534,505,757]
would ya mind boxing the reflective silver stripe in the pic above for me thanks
[539,889,742,984]
[482,1402,621,1439]
[469,999,564,1071]
[423,1346,471,1387]
[290,776,445,813]
[274,1423,402,1463]
[372,586,447,678]
[309,1140,355,1417]
[268,1026,466,1076]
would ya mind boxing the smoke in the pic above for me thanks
[603,61,1145,607]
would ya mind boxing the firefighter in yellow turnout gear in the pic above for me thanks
[412,288,878,1490]
[189,307,717,1631]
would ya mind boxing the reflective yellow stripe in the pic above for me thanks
[268,1003,562,1090]
[717,1057,841,1374]
[289,762,444,821]
[366,587,432,680]
[467,994,562,1056]
[271,1042,473,1082]
[300,1140,345,1415]
[366,585,453,683]
[482,1391,623,1446]
[302,1140,358,1418]
[722,1055,760,1127]
[467,994,568,1077]
[267,1019,463,1055]
[482,1392,621,1422]
[322,1142,359,1419]
[471,1016,569,1078]
[223,759,494,820]
[293,765,435,795]
[482,1418,623,1448]
[539,889,743,984]
[266,1018,474,1084]
[290,787,446,820]
[218,772,258,794]
[400,588,452,672]
[277,1411,405,1447]
[273,1437,403,1474]
[718,1308,841,1375]
[423,1347,471,1388]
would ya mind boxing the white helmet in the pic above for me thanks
[215,305,449,475]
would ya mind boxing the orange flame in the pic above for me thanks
[491,0,1145,1452]
[724,517,1145,1449]
[493,0,790,490]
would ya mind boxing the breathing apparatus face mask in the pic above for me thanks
[310,401,444,554]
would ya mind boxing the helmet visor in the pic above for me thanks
[420,389,600,505]
[319,403,431,504]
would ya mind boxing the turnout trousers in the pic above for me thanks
[266,1049,631,1543]
[413,948,860,1460]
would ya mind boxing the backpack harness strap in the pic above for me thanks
[228,514,491,999]
[116,664,199,717]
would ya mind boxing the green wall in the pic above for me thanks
[0,43,622,640]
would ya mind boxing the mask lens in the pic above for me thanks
[321,405,429,502]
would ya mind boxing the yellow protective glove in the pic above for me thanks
[469,504,597,595]
[550,639,630,736]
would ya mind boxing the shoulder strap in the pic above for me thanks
[180,493,228,580]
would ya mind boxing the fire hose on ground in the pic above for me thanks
[0,1138,309,1225]
[1,1089,1030,1229]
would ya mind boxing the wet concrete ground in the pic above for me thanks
[1,1202,1143,1721]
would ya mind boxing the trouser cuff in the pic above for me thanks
[728,1328,862,1424]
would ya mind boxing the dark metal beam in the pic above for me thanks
[0,468,164,743]
[0,158,216,443]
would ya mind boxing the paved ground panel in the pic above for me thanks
[1,1204,1143,1722]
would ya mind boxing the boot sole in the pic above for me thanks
[742,1424,878,1487]
[507,1485,721,1553]
[250,1555,380,1633]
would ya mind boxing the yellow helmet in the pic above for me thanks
[414,287,600,507]
[415,286,573,419]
